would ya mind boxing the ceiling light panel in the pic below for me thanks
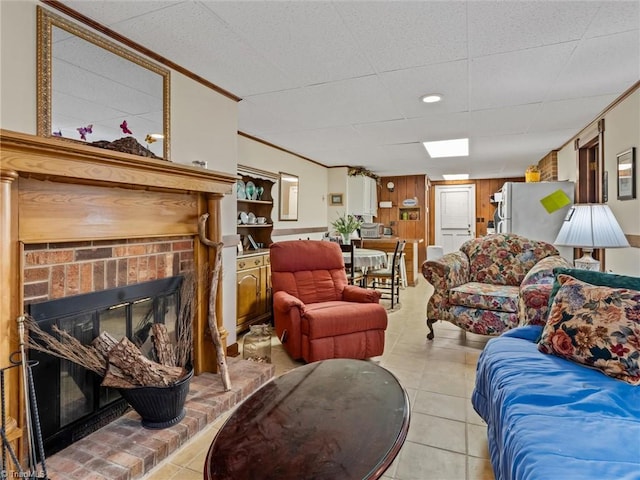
[442,173,470,180]
[423,138,469,158]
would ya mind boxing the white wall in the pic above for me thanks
[601,88,640,275]
[0,0,38,134]
[327,167,350,233]
[171,72,239,344]
[556,87,640,275]
[237,135,329,242]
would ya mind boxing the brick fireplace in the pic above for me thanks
[0,129,242,473]
[23,237,194,304]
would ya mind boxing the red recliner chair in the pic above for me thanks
[270,240,388,363]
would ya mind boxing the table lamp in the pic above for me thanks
[554,204,630,271]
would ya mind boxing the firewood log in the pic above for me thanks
[107,337,185,387]
[91,331,119,358]
[152,323,176,367]
[101,363,136,389]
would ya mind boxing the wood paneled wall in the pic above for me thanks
[428,177,524,244]
[376,175,427,267]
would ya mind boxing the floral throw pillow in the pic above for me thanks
[538,274,640,385]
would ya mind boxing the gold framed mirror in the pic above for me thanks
[279,172,299,221]
[37,7,170,160]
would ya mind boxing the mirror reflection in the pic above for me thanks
[37,7,170,159]
[279,173,299,221]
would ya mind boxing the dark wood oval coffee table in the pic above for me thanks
[204,358,410,480]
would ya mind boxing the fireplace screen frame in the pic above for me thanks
[28,276,183,455]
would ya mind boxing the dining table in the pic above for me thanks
[342,247,387,271]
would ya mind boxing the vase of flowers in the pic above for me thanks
[331,213,363,244]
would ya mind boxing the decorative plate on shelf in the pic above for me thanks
[247,212,257,224]
[245,181,256,200]
[255,185,264,200]
[238,211,249,224]
[237,180,246,199]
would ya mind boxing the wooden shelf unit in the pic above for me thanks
[236,166,276,333]
[237,174,275,250]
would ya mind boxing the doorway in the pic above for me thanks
[434,184,476,254]
[576,120,605,265]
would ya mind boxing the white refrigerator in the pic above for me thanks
[496,181,575,261]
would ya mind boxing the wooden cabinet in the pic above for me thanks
[236,252,271,333]
[236,167,277,333]
[348,175,377,217]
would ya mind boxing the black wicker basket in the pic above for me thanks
[119,369,193,429]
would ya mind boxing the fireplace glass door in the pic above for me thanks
[28,276,182,455]
[59,314,95,427]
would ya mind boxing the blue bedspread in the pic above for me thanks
[472,326,640,480]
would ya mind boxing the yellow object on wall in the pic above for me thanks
[525,165,541,182]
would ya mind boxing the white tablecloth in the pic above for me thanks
[343,248,387,269]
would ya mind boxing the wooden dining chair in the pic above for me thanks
[350,238,363,248]
[364,240,406,309]
[340,243,365,286]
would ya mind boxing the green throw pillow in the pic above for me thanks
[548,267,640,310]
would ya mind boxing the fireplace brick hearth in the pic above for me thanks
[46,358,275,480]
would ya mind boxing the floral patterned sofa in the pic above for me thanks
[422,234,571,339]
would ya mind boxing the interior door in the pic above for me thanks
[435,184,476,254]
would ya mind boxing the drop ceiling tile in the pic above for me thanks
[472,130,577,161]
[469,104,541,136]
[353,119,423,147]
[468,1,598,57]
[201,1,374,88]
[97,2,295,96]
[238,98,304,136]
[584,1,640,38]
[470,42,577,110]
[311,143,427,174]
[406,113,471,142]
[264,126,367,154]
[334,1,467,72]
[547,30,640,101]
[426,157,480,179]
[243,75,403,131]
[529,95,619,132]
[379,61,468,118]
[61,1,182,27]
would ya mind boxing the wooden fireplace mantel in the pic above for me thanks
[0,129,237,464]
[1,129,236,193]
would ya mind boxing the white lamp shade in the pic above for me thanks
[554,204,630,249]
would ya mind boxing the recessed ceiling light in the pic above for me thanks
[442,173,470,181]
[421,94,442,103]
[423,138,469,158]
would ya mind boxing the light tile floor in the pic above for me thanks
[143,280,495,480]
